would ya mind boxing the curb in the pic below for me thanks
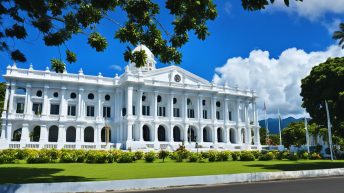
[1,168,344,193]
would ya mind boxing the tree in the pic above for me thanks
[300,57,344,139]
[0,0,298,73]
[282,122,306,148]
[333,23,344,48]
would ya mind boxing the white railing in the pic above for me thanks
[44,144,58,149]
[64,144,76,149]
[146,144,154,148]
[9,143,20,149]
[81,145,96,149]
[25,143,39,149]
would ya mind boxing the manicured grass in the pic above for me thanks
[1,159,344,184]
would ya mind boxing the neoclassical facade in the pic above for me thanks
[0,45,260,151]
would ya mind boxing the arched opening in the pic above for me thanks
[143,125,151,141]
[30,126,41,142]
[12,128,22,141]
[241,128,246,144]
[84,126,94,142]
[230,128,236,143]
[251,129,255,145]
[101,127,112,142]
[158,125,166,141]
[66,126,76,142]
[187,126,196,142]
[203,127,212,142]
[48,125,58,142]
[217,128,224,142]
[173,126,182,142]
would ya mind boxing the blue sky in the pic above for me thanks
[1,0,344,118]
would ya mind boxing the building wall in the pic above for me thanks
[0,64,260,151]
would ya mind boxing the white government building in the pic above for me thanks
[0,45,260,151]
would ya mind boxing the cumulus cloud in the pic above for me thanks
[109,64,122,71]
[213,45,344,119]
[269,0,344,20]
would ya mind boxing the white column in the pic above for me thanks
[183,94,188,120]
[76,125,82,147]
[42,85,49,117]
[58,125,66,147]
[77,88,84,119]
[127,122,133,141]
[211,96,216,120]
[184,124,189,142]
[60,87,67,118]
[169,124,174,142]
[1,123,5,139]
[153,91,158,119]
[224,126,229,143]
[127,87,133,116]
[199,95,203,121]
[213,126,217,143]
[8,83,15,114]
[224,98,229,123]
[40,125,48,144]
[24,84,31,116]
[96,124,102,143]
[196,95,200,121]
[97,90,102,119]
[198,125,203,142]
[139,123,143,141]
[153,123,158,142]
[20,123,29,143]
[3,83,10,113]
[168,92,173,119]
[6,123,12,141]
[137,89,143,118]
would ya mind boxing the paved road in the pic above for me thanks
[112,176,344,193]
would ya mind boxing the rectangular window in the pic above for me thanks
[103,106,111,118]
[87,106,95,117]
[173,108,180,117]
[50,104,60,115]
[32,103,42,115]
[187,109,195,118]
[122,108,126,116]
[216,111,220,120]
[203,110,208,119]
[229,111,232,121]
[158,107,166,117]
[68,105,76,116]
[142,105,150,116]
[132,106,136,116]
[16,103,24,114]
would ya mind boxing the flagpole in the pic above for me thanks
[304,111,310,154]
[278,108,282,146]
[325,100,334,161]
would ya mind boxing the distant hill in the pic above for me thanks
[258,117,305,134]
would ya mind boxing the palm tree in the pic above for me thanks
[333,23,344,48]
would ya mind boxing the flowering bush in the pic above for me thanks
[240,151,255,161]
[116,152,134,163]
[134,151,144,160]
[144,151,156,163]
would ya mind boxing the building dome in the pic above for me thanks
[129,44,156,72]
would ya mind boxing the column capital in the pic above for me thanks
[61,86,67,90]
[79,87,84,92]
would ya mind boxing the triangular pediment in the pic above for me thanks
[142,65,210,85]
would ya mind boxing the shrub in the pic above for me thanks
[200,151,209,159]
[0,150,16,164]
[85,150,109,163]
[240,151,255,161]
[134,151,144,160]
[258,152,274,161]
[287,152,299,161]
[217,151,231,161]
[158,150,169,162]
[231,151,241,161]
[208,151,218,162]
[276,150,289,160]
[27,150,51,163]
[117,152,134,163]
[188,152,199,162]
[251,151,261,159]
[144,151,156,163]
[175,145,190,159]
[60,151,75,163]
[310,153,322,160]
[299,151,309,160]
[170,152,183,162]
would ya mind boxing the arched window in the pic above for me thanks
[187,126,196,142]
[230,128,236,143]
[12,128,22,141]
[203,127,212,142]
[157,125,166,141]
[66,126,76,142]
[84,127,94,142]
[36,90,42,97]
[31,126,41,142]
[173,126,181,142]
[48,125,58,142]
[70,92,76,99]
[217,128,223,142]
[88,93,94,100]
[101,127,111,142]
[143,125,151,141]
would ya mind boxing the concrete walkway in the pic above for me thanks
[1,168,344,193]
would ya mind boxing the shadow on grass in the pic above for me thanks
[0,167,97,184]
[247,161,344,171]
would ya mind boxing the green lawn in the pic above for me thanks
[1,159,344,184]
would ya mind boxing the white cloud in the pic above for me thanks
[213,45,344,119]
[109,64,122,71]
[269,0,344,20]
